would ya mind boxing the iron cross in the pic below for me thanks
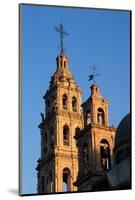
[55,22,68,54]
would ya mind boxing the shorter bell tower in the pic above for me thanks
[89,84,109,126]
[74,84,116,191]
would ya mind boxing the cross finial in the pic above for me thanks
[55,21,68,54]
[88,64,100,84]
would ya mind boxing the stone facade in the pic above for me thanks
[74,84,116,191]
[89,114,131,191]
[36,52,116,194]
[36,52,83,193]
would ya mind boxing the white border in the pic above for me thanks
[0,0,134,199]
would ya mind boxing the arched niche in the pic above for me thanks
[62,167,71,192]
[63,125,70,146]
[72,96,77,112]
[97,108,105,125]
[63,94,68,110]
[100,139,111,170]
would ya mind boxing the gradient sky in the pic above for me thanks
[21,4,130,194]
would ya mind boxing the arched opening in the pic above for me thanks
[46,99,50,108]
[46,176,49,192]
[41,176,45,192]
[61,59,63,68]
[63,125,70,146]
[86,111,91,125]
[97,108,105,125]
[82,143,89,175]
[45,173,53,193]
[82,143,89,164]
[49,171,53,193]
[75,127,81,146]
[64,61,66,68]
[63,94,67,110]
[50,126,53,135]
[44,132,47,143]
[75,127,80,135]
[62,168,71,192]
[72,97,77,112]
[43,132,48,155]
[100,139,111,171]
[49,127,54,148]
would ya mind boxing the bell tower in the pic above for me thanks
[36,23,83,193]
[90,84,109,126]
[74,84,116,191]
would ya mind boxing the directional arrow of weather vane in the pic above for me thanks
[88,64,100,84]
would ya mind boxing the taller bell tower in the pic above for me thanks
[36,24,83,193]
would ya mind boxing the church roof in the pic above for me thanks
[115,113,131,146]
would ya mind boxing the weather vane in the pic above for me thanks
[55,20,68,54]
[88,64,100,84]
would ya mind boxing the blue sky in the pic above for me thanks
[21,4,130,194]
